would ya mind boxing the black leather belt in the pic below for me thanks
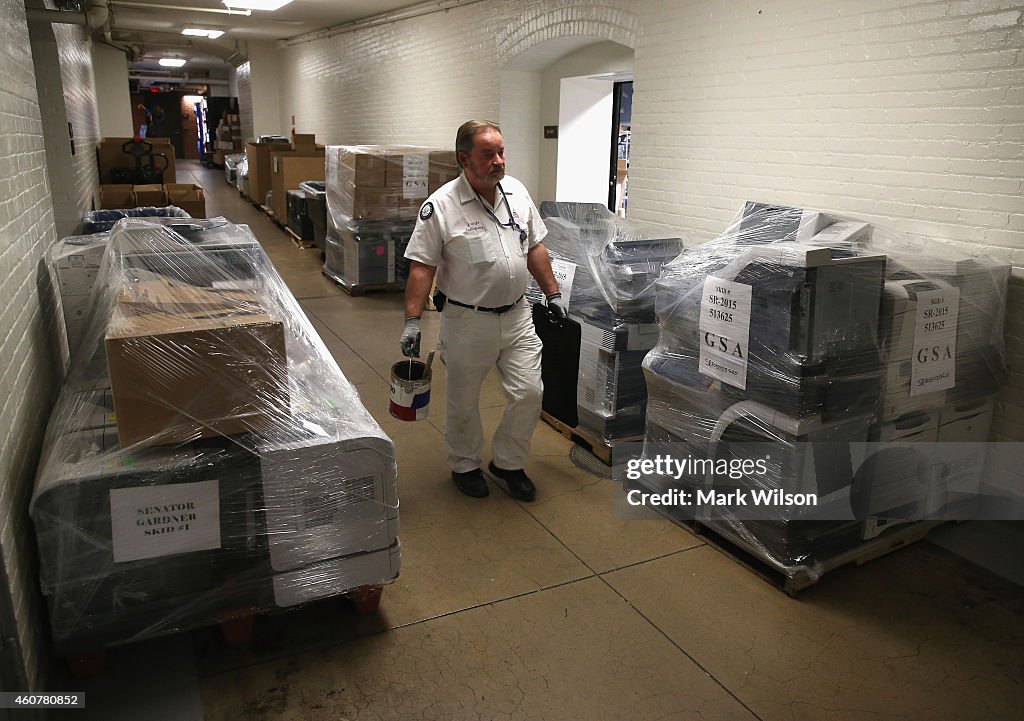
[441,291,523,314]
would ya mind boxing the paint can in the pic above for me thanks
[389,352,433,421]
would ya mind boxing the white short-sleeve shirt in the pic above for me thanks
[404,173,547,307]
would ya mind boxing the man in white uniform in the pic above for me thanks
[400,120,564,501]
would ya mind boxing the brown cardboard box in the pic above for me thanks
[97,137,177,184]
[345,186,394,221]
[164,183,206,218]
[428,150,460,192]
[133,184,167,207]
[270,153,325,221]
[429,150,458,174]
[105,278,289,447]
[337,150,386,187]
[291,133,317,149]
[99,184,135,210]
[245,141,292,204]
[398,197,422,221]
[430,152,460,192]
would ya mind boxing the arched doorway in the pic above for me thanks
[499,38,634,209]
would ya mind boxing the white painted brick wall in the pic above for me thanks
[236,60,254,142]
[277,0,1022,440]
[0,0,96,688]
[50,23,100,236]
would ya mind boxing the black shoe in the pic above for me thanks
[452,469,489,498]
[486,463,536,502]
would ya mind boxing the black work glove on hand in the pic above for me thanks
[546,293,566,325]
[400,317,421,357]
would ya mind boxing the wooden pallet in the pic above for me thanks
[685,518,943,595]
[285,225,316,249]
[540,411,640,465]
[322,270,405,296]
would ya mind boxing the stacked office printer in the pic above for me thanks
[33,219,400,656]
[531,202,683,441]
[324,146,459,291]
[641,203,890,568]
[639,202,1010,573]
[864,233,1010,529]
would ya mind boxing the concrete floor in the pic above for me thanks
[49,161,1024,721]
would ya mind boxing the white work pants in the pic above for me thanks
[439,298,543,473]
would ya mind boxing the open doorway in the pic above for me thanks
[553,67,633,209]
[499,39,633,205]
[609,81,632,216]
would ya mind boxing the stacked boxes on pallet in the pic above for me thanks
[530,202,683,442]
[636,203,1010,576]
[32,219,400,656]
[211,111,243,166]
[324,146,459,292]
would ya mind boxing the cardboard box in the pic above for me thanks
[164,183,206,218]
[270,153,325,222]
[133,184,167,207]
[428,150,460,192]
[105,278,289,447]
[97,137,176,184]
[245,141,292,203]
[291,133,317,149]
[347,186,395,221]
[99,184,135,210]
[338,151,386,188]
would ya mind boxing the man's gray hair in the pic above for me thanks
[455,120,501,158]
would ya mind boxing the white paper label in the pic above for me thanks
[698,276,753,390]
[403,154,429,200]
[110,480,221,563]
[910,287,959,396]
[550,258,576,307]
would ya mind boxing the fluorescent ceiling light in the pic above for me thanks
[223,0,294,10]
[159,58,187,67]
[183,95,206,103]
[183,28,226,39]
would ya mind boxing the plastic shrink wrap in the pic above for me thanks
[636,202,1009,577]
[324,145,459,291]
[531,202,684,441]
[46,217,233,373]
[82,206,191,234]
[31,219,400,656]
[236,155,249,196]
[223,153,245,185]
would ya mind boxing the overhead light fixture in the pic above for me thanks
[183,28,226,39]
[223,0,294,11]
[112,1,250,16]
[159,58,187,67]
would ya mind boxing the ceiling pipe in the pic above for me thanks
[87,0,109,30]
[282,0,488,46]
[25,8,87,24]
[110,1,251,16]
[130,74,231,86]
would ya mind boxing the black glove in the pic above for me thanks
[400,317,421,357]
[546,293,566,325]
